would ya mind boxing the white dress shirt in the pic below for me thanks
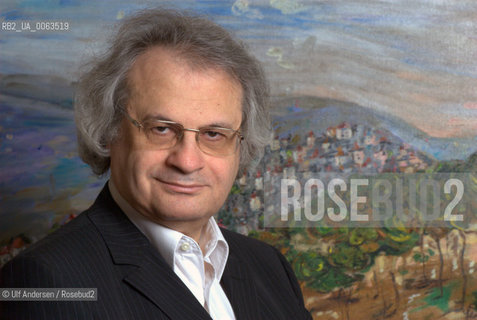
[109,181,235,320]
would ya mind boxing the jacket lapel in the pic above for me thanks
[122,256,211,320]
[220,247,260,319]
[87,185,212,320]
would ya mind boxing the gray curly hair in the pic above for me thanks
[75,8,271,176]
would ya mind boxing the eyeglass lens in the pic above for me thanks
[141,121,240,156]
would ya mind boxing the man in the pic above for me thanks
[1,9,312,319]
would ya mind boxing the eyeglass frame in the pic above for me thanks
[123,112,244,156]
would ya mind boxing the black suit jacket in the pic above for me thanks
[1,186,311,319]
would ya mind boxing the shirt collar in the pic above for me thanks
[108,180,229,280]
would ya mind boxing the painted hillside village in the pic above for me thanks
[219,120,435,235]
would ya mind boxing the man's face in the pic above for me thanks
[109,47,242,235]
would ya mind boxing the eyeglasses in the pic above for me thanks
[124,113,244,157]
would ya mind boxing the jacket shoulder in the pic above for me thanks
[12,211,99,261]
[1,210,108,286]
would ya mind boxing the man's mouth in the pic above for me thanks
[156,179,206,194]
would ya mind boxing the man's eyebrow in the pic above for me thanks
[142,113,238,129]
[206,122,237,129]
[142,113,174,122]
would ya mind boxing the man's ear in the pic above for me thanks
[104,137,114,150]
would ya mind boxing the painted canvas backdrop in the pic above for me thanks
[1,1,476,319]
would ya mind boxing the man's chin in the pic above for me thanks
[148,205,212,223]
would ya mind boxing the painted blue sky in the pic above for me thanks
[1,0,477,141]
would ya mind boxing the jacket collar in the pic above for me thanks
[86,184,212,320]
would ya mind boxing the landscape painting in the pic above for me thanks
[1,1,476,319]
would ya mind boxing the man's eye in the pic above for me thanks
[202,130,226,140]
[151,126,172,134]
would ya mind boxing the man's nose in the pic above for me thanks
[165,132,205,173]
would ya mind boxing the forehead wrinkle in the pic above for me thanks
[127,67,242,114]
